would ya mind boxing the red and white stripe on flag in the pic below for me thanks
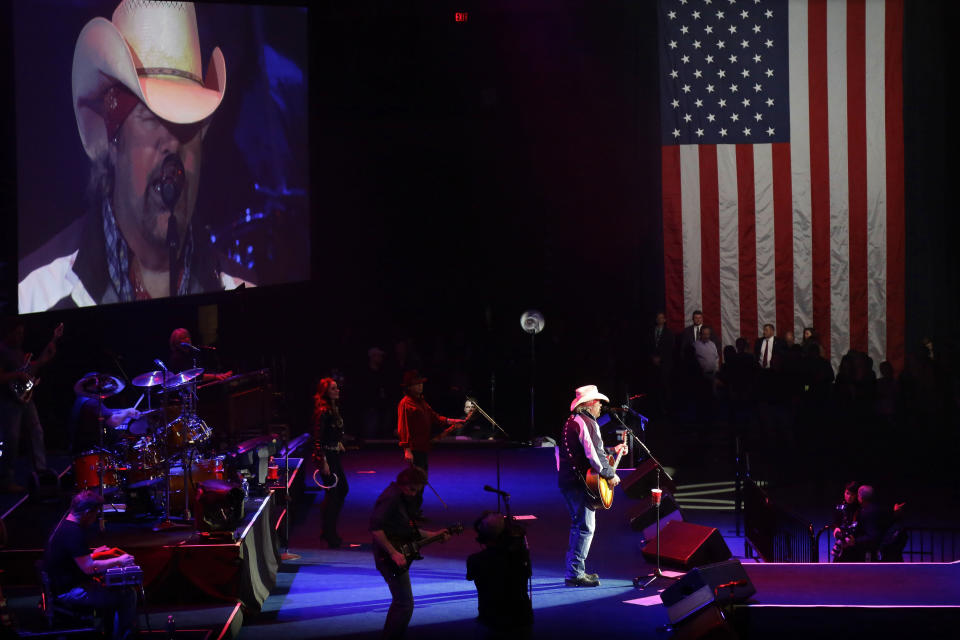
[661,0,904,371]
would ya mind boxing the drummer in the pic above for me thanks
[69,374,141,454]
[168,328,231,382]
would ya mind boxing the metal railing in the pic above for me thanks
[742,478,817,562]
[902,527,960,562]
[814,524,960,563]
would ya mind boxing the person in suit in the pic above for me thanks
[754,323,784,370]
[680,310,706,351]
[649,312,674,415]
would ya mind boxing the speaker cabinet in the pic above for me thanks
[641,521,731,570]
[621,459,677,499]
[661,558,756,620]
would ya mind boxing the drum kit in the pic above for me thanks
[72,366,228,528]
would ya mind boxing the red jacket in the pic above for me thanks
[397,394,450,451]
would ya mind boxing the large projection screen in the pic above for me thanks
[15,0,309,313]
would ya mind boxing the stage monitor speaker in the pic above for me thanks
[641,508,685,541]
[670,604,738,640]
[661,559,756,624]
[621,459,677,499]
[641,521,731,570]
[628,493,681,533]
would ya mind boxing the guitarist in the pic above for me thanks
[557,385,627,587]
[0,319,62,493]
[370,466,451,639]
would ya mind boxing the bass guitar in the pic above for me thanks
[584,430,628,510]
[386,524,464,574]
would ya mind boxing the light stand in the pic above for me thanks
[520,310,544,440]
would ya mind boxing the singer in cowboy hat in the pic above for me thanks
[556,384,627,587]
[18,0,251,313]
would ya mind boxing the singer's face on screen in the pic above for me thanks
[109,102,208,269]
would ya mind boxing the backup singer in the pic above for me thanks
[370,466,450,639]
[313,377,348,548]
[396,370,463,472]
[43,491,138,640]
[557,385,626,587]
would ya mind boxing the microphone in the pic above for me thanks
[153,359,168,372]
[483,485,510,498]
[159,153,185,212]
[603,405,629,413]
[179,342,201,353]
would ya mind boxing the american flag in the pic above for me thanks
[659,0,904,371]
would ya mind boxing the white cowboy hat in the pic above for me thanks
[569,385,609,413]
[72,0,227,160]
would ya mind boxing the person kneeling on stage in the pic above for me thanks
[370,466,450,640]
[557,385,627,587]
[43,491,138,640]
[467,512,533,638]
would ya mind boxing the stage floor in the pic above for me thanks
[241,446,960,639]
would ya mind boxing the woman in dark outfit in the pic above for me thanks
[313,377,348,548]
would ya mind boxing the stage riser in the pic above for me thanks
[731,605,960,639]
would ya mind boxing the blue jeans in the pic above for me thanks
[57,583,137,640]
[376,560,414,639]
[560,485,596,579]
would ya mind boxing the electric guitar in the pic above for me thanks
[584,431,628,510]
[8,323,63,403]
[386,524,464,574]
[8,354,38,404]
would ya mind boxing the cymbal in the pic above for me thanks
[132,370,167,387]
[161,368,204,391]
[74,373,124,398]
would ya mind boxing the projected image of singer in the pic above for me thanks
[17,1,252,312]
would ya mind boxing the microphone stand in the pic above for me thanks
[468,398,509,512]
[607,412,678,589]
[167,215,179,298]
[153,363,190,532]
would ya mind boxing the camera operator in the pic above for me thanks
[466,511,533,638]
[43,490,138,640]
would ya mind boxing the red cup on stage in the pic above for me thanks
[651,488,663,506]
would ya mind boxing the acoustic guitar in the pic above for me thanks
[584,431,628,510]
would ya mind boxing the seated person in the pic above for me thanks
[466,512,533,636]
[43,491,138,640]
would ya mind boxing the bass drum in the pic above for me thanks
[167,457,225,512]
[164,416,213,450]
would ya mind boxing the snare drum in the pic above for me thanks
[165,416,213,450]
[73,450,119,489]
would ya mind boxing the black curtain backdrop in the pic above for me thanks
[0,0,955,442]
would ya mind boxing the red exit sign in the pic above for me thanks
[455,11,468,22]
